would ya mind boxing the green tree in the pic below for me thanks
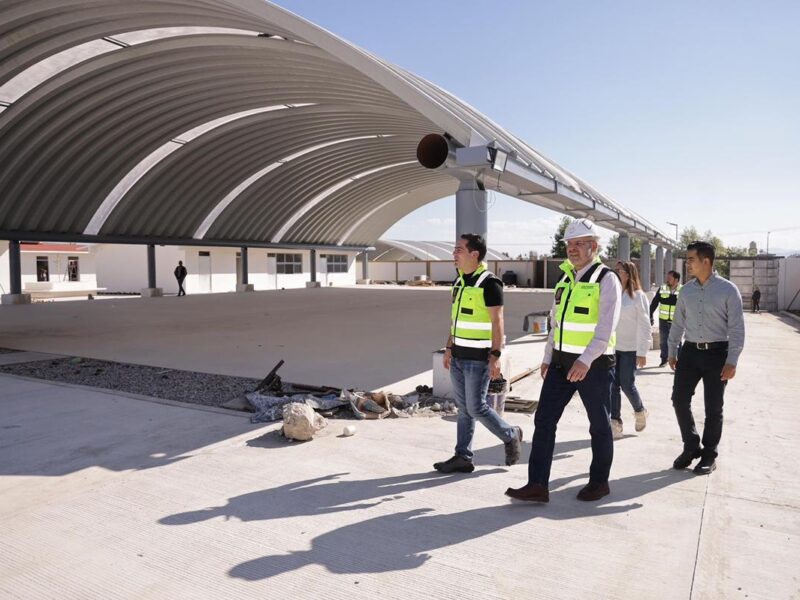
[604,234,643,260]
[550,216,572,258]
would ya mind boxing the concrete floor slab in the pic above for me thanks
[0,294,798,598]
[0,287,554,391]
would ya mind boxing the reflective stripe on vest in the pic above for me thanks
[552,258,616,355]
[658,284,681,321]
[450,264,493,349]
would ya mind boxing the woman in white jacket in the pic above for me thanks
[611,261,652,439]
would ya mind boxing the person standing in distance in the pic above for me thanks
[650,270,682,367]
[669,241,745,475]
[434,234,523,474]
[174,260,188,296]
[506,218,621,503]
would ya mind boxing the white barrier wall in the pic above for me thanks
[431,262,457,282]
[368,262,397,282]
[397,262,427,281]
[779,257,800,311]
[20,251,98,295]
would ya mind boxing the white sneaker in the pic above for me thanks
[611,419,623,440]
[634,409,648,432]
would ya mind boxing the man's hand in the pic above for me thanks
[443,349,451,370]
[636,356,646,369]
[566,360,590,382]
[721,364,736,381]
[489,356,501,380]
[669,357,677,371]
[540,362,549,380]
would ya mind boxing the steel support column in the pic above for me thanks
[361,251,369,280]
[9,240,21,294]
[640,241,651,291]
[655,246,665,288]
[618,234,631,262]
[455,179,487,242]
[241,246,249,285]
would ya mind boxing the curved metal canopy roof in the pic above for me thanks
[0,1,678,251]
[373,240,508,262]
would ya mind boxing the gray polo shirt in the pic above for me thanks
[668,272,745,365]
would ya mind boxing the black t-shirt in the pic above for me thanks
[451,270,503,361]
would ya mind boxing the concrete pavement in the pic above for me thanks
[1,300,798,598]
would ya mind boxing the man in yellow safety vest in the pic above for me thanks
[434,233,523,474]
[650,270,682,366]
[506,218,621,503]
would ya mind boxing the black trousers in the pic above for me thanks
[671,344,728,458]
[177,278,186,296]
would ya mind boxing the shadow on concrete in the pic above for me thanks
[469,438,593,466]
[159,469,506,526]
[222,467,689,580]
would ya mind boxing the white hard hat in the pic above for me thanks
[563,218,600,241]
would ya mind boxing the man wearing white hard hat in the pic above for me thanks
[506,218,621,503]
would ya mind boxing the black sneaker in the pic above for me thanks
[504,426,523,466]
[433,455,475,473]
[673,448,702,470]
[659,361,668,367]
[693,456,716,475]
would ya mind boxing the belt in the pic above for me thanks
[685,341,728,350]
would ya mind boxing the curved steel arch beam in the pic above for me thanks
[291,168,450,243]
[340,180,460,246]
[83,104,303,235]
[193,133,395,239]
[115,111,431,238]
[206,139,417,241]
[271,160,417,244]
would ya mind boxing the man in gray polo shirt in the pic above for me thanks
[668,241,745,475]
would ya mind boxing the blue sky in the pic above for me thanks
[276,1,800,254]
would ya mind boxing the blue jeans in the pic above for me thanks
[450,357,515,460]
[528,358,614,486]
[610,351,645,421]
[659,320,672,363]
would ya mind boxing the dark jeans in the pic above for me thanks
[610,351,645,421]
[659,320,672,363]
[177,279,186,296]
[671,345,728,459]
[752,299,760,312]
[528,358,614,486]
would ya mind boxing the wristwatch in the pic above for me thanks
[489,349,502,358]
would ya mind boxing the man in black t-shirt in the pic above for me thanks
[433,234,522,474]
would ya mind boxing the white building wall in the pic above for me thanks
[0,241,9,295]
[92,245,356,294]
[317,252,358,287]
[95,245,182,294]
[21,252,97,288]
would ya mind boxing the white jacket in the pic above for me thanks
[615,290,652,356]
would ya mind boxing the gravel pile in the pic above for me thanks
[0,357,259,408]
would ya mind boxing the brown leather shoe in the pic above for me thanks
[505,483,549,503]
[576,481,610,501]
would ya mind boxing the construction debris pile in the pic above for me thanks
[230,360,536,443]
[245,387,457,425]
